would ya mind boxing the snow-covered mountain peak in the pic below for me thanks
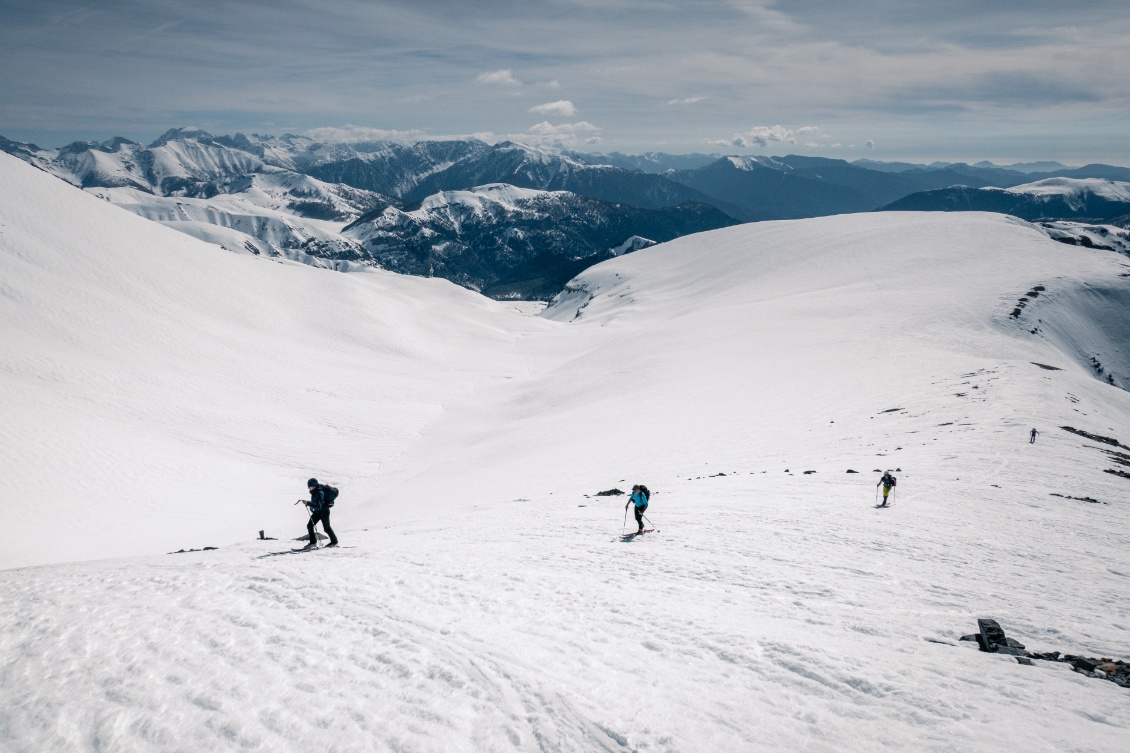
[1006,177,1130,203]
[415,183,560,213]
[487,140,588,167]
[147,126,218,148]
[726,154,789,171]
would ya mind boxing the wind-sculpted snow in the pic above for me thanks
[3,152,1130,751]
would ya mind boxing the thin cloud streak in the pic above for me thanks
[529,100,577,117]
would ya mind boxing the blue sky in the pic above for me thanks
[1,0,1128,163]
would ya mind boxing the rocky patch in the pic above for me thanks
[1060,426,1128,450]
[960,618,1129,688]
[1050,493,1104,504]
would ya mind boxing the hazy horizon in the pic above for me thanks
[3,125,1123,170]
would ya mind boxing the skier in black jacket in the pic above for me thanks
[301,478,338,549]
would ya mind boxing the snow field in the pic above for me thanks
[0,152,550,567]
[2,465,1127,752]
[373,213,1130,514]
[3,150,1130,751]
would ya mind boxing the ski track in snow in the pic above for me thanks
[3,468,1128,752]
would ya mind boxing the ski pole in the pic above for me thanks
[622,506,628,536]
[643,513,656,531]
[875,486,879,505]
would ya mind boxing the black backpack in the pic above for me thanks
[322,484,339,507]
[638,485,651,502]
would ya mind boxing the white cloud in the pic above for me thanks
[708,124,824,149]
[865,139,876,149]
[305,125,427,143]
[476,69,522,87]
[529,100,577,117]
[538,80,561,90]
[511,121,602,147]
[666,96,706,105]
[528,121,599,136]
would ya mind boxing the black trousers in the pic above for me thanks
[308,508,338,545]
[633,505,647,528]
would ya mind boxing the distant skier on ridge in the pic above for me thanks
[299,478,339,550]
[1030,427,1039,444]
[625,484,650,534]
[877,471,896,507]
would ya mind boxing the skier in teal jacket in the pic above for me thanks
[625,484,649,533]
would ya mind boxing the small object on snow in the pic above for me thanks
[803,470,816,474]
[259,530,265,540]
[294,531,328,542]
[595,488,624,496]
[846,469,858,473]
[977,618,1012,653]
[1016,657,1034,666]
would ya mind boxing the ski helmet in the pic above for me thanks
[307,477,318,488]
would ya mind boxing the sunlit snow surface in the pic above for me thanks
[2,152,1130,752]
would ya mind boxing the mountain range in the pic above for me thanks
[3,128,1129,298]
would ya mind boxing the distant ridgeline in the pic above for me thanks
[3,130,1129,299]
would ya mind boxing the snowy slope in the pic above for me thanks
[0,151,550,567]
[1006,177,1130,204]
[374,212,1130,510]
[3,150,1130,752]
[87,177,382,267]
